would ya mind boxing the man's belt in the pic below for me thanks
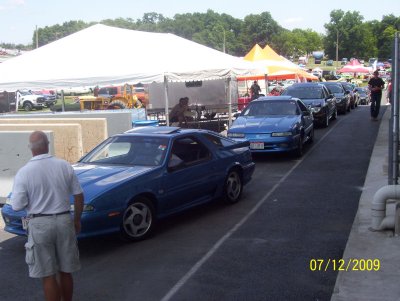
[29,211,70,218]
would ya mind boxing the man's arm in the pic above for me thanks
[73,193,84,234]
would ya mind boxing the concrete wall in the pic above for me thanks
[0,110,132,136]
[0,118,107,154]
[0,131,55,204]
[0,124,83,163]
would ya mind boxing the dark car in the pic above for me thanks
[227,96,314,157]
[355,86,370,105]
[281,82,337,127]
[340,82,359,109]
[2,127,255,241]
[320,82,351,114]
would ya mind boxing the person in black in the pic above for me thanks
[368,70,385,121]
[250,80,261,100]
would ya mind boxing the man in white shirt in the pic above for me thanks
[11,131,84,301]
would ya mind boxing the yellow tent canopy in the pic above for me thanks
[240,44,317,81]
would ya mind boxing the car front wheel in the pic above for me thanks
[120,197,155,241]
[223,170,242,204]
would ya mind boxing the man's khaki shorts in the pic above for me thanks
[25,214,80,278]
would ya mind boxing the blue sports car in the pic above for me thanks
[2,127,255,241]
[227,96,314,157]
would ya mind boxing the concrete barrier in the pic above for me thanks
[0,124,83,163]
[0,118,107,154]
[0,131,55,204]
[0,110,132,136]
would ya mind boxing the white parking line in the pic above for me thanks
[160,119,342,301]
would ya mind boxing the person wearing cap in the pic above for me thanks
[11,130,84,301]
[368,70,385,121]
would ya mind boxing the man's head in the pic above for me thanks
[373,70,379,77]
[179,97,189,105]
[254,80,258,84]
[28,131,49,156]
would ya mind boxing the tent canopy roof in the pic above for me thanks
[0,24,263,90]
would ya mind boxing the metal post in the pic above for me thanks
[61,90,65,112]
[227,77,232,128]
[336,29,339,68]
[164,75,170,126]
[392,32,400,184]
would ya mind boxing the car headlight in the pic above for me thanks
[70,204,95,212]
[312,107,322,113]
[336,98,344,103]
[227,132,245,138]
[271,131,293,137]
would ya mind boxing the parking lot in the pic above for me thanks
[0,104,385,301]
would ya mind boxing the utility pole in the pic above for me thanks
[336,29,339,68]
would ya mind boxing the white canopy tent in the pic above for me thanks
[0,24,263,124]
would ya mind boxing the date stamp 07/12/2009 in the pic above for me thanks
[309,259,381,272]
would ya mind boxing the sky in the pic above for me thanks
[1,0,399,44]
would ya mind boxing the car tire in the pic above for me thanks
[322,113,329,128]
[222,169,242,204]
[23,102,33,111]
[108,100,127,110]
[120,197,155,242]
[331,108,337,120]
[293,135,304,157]
[308,127,314,144]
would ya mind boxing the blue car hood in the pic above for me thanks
[231,116,297,132]
[73,163,154,201]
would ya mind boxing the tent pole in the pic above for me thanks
[164,75,170,126]
[227,77,232,128]
[264,74,268,95]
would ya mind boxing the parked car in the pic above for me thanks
[356,86,370,105]
[341,58,348,65]
[1,127,255,241]
[320,82,351,114]
[32,90,57,107]
[281,82,337,127]
[326,59,334,66]
[227,96,314,157]
[340,82,359,109]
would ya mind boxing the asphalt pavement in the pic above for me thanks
[331,104,400,301]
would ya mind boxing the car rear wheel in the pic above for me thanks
[223,170,242,204]
[120,197,155,241]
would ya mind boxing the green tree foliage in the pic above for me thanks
[25,10,397,61]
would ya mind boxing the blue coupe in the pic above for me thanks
[2,127,255,241]
[227,96,314,156]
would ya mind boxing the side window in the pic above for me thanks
[203,133,235,147]
[168,136,211,169]
[297,100,308,113]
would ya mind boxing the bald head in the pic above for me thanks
[29,131,49,156]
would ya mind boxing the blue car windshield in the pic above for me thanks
[242,101,298,116]
[80,136,169,166]
[284,87,323,99]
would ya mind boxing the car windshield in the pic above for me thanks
[80,136,169,166]
[284,87,323,99]
[325,85,342,93]
[242,101,298,116]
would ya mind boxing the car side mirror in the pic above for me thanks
[233,112,240,118]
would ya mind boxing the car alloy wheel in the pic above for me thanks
[121,197,155,241]
[223,170,242,204]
